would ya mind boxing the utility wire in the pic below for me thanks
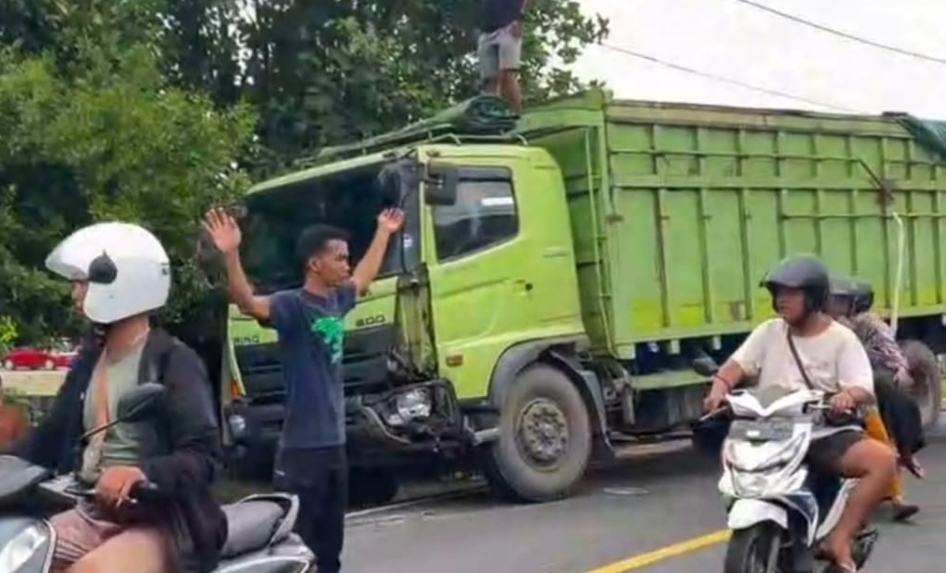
[734,0,946,66]
[600,43,862,113]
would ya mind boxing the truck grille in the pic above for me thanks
[234,324,395,399]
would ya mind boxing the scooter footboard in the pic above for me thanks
[727,498,789,531]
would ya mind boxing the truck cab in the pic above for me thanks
[220,136,589,502]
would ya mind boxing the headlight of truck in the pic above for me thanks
[385,388,432,426]
[227,414,248,439]
[0,523,49,572]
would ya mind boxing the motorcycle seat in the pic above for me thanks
[220,499,289,558]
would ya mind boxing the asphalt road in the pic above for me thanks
[6,368,943,571]
[342,435,946,573]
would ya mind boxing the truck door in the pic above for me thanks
[424,163,542,394]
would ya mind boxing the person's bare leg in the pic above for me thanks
[824,439,897,567]
[66,526,169,573]
[499,70,523,114]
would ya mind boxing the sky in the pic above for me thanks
[572,0,946,117]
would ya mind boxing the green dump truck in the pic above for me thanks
[220,89,946,503]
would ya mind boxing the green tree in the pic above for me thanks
[0,39,254,343]
[157,0,608,173]
[0,0,607,343]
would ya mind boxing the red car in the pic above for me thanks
[2,343,77,371]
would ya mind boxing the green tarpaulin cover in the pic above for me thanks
[398,94,518,135]
[315,95,518,162]
[890,114,946,162]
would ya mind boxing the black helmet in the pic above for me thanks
[829,275,857,297]
[760,255,830,313]
[851,279,874,314]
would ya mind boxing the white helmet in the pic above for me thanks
[45,222,171,324]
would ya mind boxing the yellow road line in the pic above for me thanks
[581,529,731,573]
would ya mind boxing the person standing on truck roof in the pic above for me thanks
[704,255,896,573]
[478,0,528,114]
[828,276,924,522]
[203,206,405,573]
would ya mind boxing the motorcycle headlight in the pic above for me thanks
[731,472,774,497]
[724,434,803,472]
[0,523,50,572]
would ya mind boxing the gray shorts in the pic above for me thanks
[478,22,522,81]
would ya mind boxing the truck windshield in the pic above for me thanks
[240,165,414,293]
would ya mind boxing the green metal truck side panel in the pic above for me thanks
[520,90,946,357]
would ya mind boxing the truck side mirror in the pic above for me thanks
[424,162,458,206]
[377,162,404,207]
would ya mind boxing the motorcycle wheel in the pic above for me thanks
[723,523,783,573]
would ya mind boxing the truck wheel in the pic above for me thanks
[900,339,941,429]
[484,363,592,503]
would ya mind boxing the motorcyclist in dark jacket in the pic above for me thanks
[13,222,227,573]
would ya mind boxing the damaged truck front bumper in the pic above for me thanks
[345,378,498,451]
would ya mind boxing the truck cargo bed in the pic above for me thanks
[520,90,946,358]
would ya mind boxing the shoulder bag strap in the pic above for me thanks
[785,328,816,389]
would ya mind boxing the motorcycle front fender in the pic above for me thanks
[727,498,788,531]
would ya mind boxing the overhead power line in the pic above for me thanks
[600,43,862,113]
[734,0,946,66]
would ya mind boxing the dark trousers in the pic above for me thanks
[273,445,348,573]
[874,367,925,457]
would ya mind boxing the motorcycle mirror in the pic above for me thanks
[116,382,167,423]
[79,383,167,443]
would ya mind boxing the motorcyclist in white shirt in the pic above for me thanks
[703,255,897,573]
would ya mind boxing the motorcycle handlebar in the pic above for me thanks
[694,391,851,424]
[66,480,162,502]
[132,480,161,500]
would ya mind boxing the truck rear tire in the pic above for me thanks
[484,363,592,503]
[900,339,941,429]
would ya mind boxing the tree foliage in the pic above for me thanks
[0,43,253,342]
[1,0,608,344]
[161,0,609,172]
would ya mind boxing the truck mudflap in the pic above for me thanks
[346,378,482,450]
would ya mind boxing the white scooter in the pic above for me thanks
[0,383,314,573]
[710,386,878,573]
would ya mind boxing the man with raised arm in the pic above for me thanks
[204,207,404,573]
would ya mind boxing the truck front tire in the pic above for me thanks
[484,363,592,503]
